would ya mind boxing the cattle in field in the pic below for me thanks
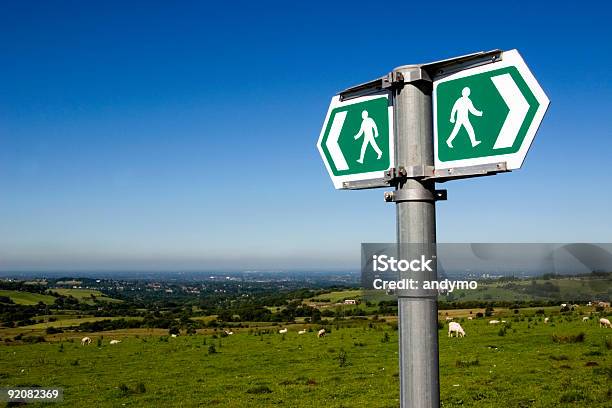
[298,330,307,335]
[109,340,121,345]
[81,337,92,346]
[317,329,326,338]
[599,318,611,328]
[582,316,589,322]
[489,320,500,325]
[448,322,465,338]
[278,328,288,334]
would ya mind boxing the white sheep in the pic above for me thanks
[599,318,611,328]
[317,329,326,338]
[489,320,500,325]
[448,322,465,338]
[278,328,288,334]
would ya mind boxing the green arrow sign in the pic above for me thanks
[317,94,394,189]
[434,50,549,170]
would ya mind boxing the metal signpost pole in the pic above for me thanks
[393,66,439,408]
[317,49,548,408]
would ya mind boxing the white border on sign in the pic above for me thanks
[433,49,550,171]
[316,93,395,189]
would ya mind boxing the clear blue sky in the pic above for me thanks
[1,1,611,271]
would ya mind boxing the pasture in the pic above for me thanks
[0,290,56,305]
[310,290,362,303]
[48,289,121,304]
[0,312,610,407]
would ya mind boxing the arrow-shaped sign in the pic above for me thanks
[491,73,530,149]
[433,49,549,171]
[317,94,394,189]
[325,111,349,171]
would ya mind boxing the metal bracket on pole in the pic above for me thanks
[342,163,509,189]
[338,67,428,101]
[338,71,404,101]
[338,50,501,101]
[386,165,435,182]
[384,189,447,203]
[430,162,509,182]
[422,49,502,80]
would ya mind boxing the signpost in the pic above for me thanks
[316,49,548,408]
[317,93,394,189]
[434,50,549,170]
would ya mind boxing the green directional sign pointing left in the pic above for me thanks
[317,93,394,189]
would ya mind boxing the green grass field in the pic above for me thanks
[310,290,362,303]
[48,289,121,303]
[0,313,610,407]
[448,277,612,302]
[0,290,57,305]
[22,316,143,330]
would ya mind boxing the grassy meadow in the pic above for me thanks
[48,289,122,304]
[0,311,610,407]
[0,290,56,306]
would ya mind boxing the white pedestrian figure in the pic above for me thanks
[354,110,382,164]
[446,87,483,148]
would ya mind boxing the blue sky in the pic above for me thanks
[1,1,611,271]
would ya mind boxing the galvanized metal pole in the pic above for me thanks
[393,66,439,408]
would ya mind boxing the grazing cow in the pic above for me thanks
[109,340,121,345]
[544,317,549,323]
[317,329,326,338]
[448,322,466,338]
[467,316,473,320]
[599,318,611,328]
[298,330,307,335]
[489,320,500,325]
[81,337,92,346]
[582,316,589,322]
[278,328,288,334]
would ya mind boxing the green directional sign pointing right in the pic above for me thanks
[434,50,549,170]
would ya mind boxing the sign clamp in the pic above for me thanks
[384,189,447,203]
[338,71,407,102]
[338,50,504,103]
[341,162,509,190]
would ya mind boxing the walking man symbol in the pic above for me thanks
[354,110,382,164]
[446,87,484,148]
